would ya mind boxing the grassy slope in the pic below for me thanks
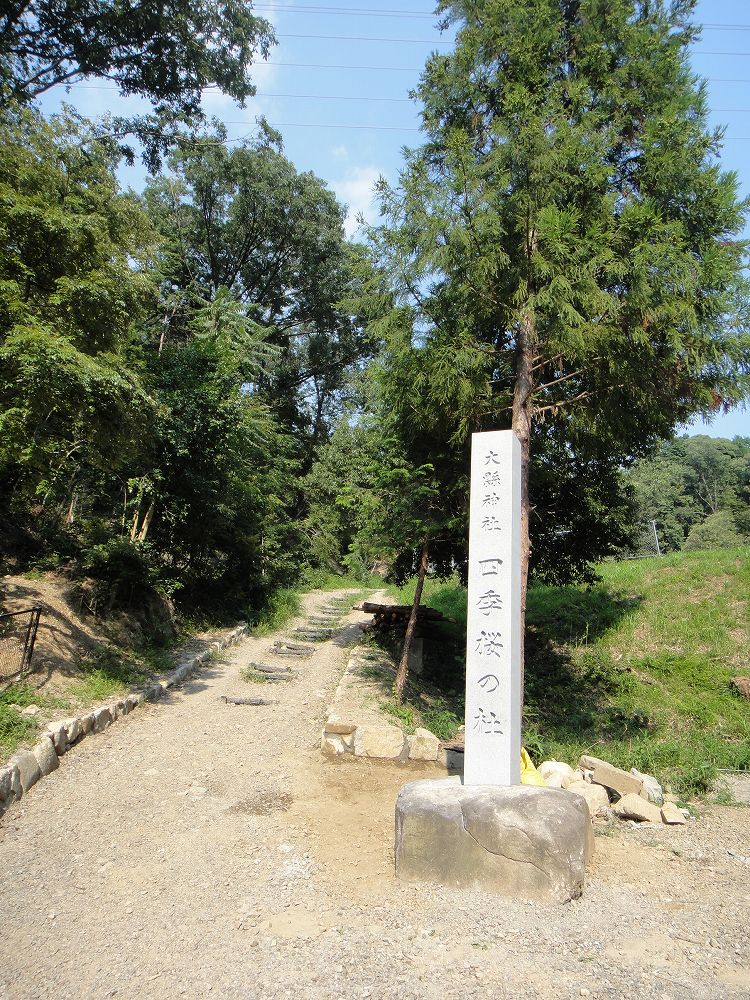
[386,547,750,795]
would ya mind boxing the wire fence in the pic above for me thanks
[0,607,42,682]
[620,520,663,560]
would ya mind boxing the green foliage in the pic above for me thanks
[0,683,68,711]
[144,138,371,459]
[69,647,149,702]
[240,666,270,685]
[0,683,69,760]
[0,704,36,760]
[627,434,750,551]
[526,549,750,795]
[1,3,275,169]
[684,510,745,551]
[381,701,416,732]
[0,106,158,537]
[251,589,301,636]
[421,707,462,742]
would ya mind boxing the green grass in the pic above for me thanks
[251,589,302,636]
[382,548,750,795]
[240,666,270,684]
[0,705,37,760]
[68,647,150,704]
[298,567,382,590]
[0,683,71,761]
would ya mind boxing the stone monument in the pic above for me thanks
[463,430,521,786]
[394,430,592,903]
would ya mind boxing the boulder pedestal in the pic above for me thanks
[395,777,593,904]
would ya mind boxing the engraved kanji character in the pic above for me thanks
[477,589,503,615]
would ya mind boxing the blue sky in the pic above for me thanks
[41,0,749,440]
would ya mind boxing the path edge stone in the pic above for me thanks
[0,622,249,817]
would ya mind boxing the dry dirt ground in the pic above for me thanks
[1,590,749,1000]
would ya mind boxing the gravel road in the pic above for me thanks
[1,590,748,1000]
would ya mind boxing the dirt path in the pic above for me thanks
[1,590,749,1000]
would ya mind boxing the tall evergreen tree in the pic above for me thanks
[371,0,750,685]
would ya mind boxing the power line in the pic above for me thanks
[254,3,435,18]
[692,50,750,57]
[253,59,417,71]
[67,84,413,102]
[701,23,750,31]
[278,32,448,44]
[225,120,421,131]
[258,4,750,32]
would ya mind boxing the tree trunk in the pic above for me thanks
[137,500,155,542]
[129,504,141,542]
[511,306,535,696]
[394,538,430,704]
[65,490,77,525]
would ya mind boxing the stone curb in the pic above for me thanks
[0,622,249,816]
[321,651,447,766]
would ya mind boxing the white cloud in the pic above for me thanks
[330,165,382,239]
[331,145,349,160]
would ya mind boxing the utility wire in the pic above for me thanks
[277,32,449,44]
[253,3,436,18]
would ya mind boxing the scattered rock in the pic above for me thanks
[408,728,440,762]
[613,792,663,824]
[20,704,40,717]
[730,676,750,699]
[353,725,406,759]
[538,760,577,789]
[80,713,95,735]
[32,737,59,777]
[8,749,42,793]
[632,767,664,806]
[567,780,610,818]
[661,802,687,825]
[579,755,643,798]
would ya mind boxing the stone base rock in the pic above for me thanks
[353,725,406,759]
[8,750,42,793]
[407,727,440,762]
[395,778,593,903]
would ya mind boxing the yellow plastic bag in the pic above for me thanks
[520,746,546,786]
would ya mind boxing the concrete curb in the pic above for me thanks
[0,623,249,816]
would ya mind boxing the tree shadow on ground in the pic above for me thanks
[524,584,651,749]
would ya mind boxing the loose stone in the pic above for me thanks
[579,755,643,798]
[613,792,663,824]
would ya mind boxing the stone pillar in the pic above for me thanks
[463,430,522,786]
